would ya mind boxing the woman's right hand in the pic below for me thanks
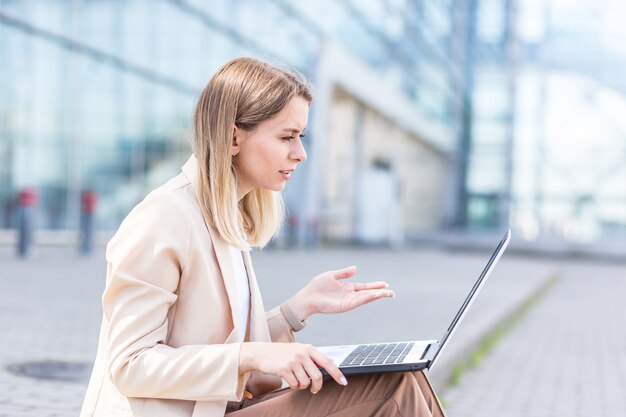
[239,342,347,394]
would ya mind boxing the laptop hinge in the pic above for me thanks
[422,342,439,368]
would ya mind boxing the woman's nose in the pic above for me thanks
[291,140,307,162]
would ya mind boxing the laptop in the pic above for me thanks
[317,230,511,375]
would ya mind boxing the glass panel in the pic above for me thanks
[477,0,506,43]
[467,148,506,193]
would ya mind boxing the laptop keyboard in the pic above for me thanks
[340,342,415,367]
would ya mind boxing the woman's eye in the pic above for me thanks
[281,134,305,141]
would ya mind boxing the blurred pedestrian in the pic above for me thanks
[80,57,446,417]
[17,187,37,257]
[80,190,97,255]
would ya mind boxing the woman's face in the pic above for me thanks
[232,96,309,199]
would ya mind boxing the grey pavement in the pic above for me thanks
[444,260,626,417]
[0,244,560,416]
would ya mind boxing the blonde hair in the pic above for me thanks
[193,57,313,250]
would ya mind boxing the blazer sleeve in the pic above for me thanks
[103,193,247,402]
[265,306,296,343]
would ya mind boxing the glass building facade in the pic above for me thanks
[1,0,625,246]
[510,0,626,243]
[0,0,460,238]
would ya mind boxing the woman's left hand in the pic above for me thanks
[289,266,395,320]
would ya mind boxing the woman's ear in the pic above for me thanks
[231,125,241,156]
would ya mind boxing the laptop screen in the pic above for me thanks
[427,229,511,370]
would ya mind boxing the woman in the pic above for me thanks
[81,57,446,417]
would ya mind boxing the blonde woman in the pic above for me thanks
[81,57,447,417]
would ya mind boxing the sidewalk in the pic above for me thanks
[443,260,626,416]
[0,245,554,416]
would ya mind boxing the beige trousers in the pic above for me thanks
[226,371,446,417]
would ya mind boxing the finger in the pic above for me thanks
[310,350,347,387]
[292,364,312,390]
[349,290,395,308]
[302,359,324,394]
[333,265,357,280]
[303,360,324,394]
[282,370,300,390]
[353,281,389,291]
[370,289,395,299]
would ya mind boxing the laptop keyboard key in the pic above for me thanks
[397,342,415,363]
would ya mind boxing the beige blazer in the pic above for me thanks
[80,155,296,417]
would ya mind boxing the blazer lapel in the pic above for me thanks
[181,155,241,341]
[207,226,241,341]
[241,250,283,395]
[242,250,271,343]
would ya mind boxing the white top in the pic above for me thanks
[228,245,250,341]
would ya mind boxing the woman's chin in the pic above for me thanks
[255,183,286,192]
